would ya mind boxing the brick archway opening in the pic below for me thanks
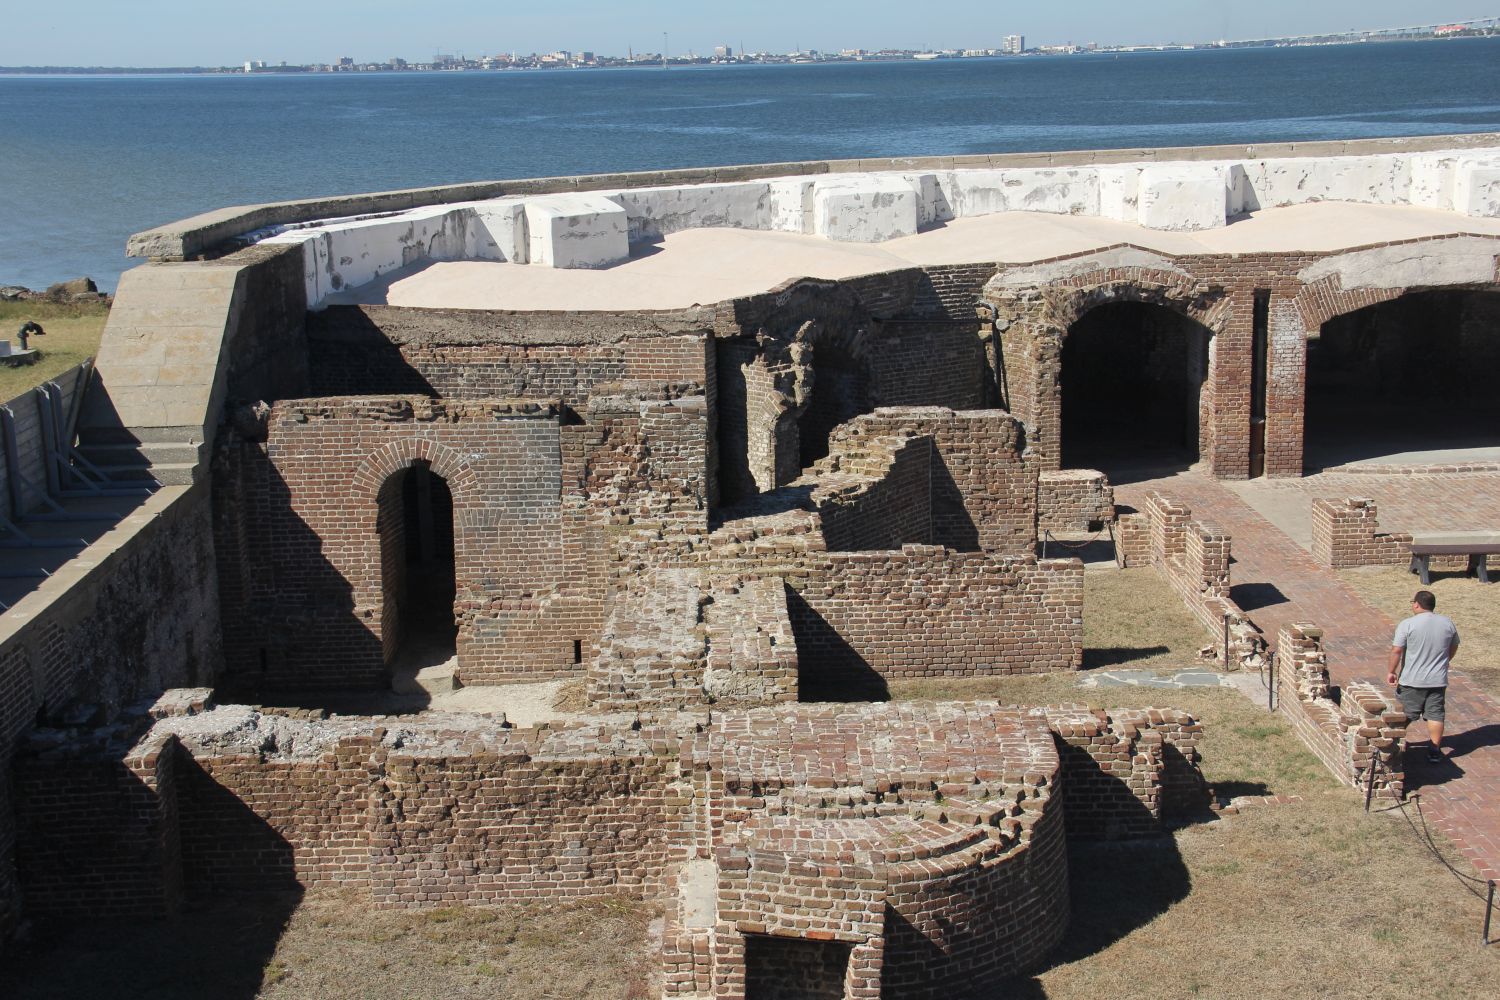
[1305,289,1500,472]
[1061,301,1212,476]
[376,460,457,676]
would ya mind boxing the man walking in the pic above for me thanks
[1387,590,1460,763]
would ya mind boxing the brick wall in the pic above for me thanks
[790,550,1082,689]
[1037,469,1115,533]
[1310,497,1413,568]
[1137,491,1265,669]
[1275,623,1405,801]
[1041,704,1208,838]
[0,485,218,939]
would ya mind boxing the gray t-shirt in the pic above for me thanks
[1393,612,1459,688]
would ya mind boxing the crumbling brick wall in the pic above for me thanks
[1310,497,1413,568]
[1039,705,1208,838]
[1275,623,1405,801]
[1037,469,1115,533]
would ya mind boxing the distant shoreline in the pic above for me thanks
[2,33,1497,77]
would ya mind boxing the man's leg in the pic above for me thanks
[1429,721,1445,751]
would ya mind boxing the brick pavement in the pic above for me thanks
[1118,471,1500,883]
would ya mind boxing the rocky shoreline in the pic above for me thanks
[0,278,111,305]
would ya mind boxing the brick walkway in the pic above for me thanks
[1118,471,1500,883]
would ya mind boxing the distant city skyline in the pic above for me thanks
[1,1,1495,67]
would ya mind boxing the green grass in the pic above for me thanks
[0,299,109,400]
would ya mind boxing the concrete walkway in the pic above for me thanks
[1118,471,1500,884]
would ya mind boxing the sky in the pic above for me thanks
[1,2,1495,66]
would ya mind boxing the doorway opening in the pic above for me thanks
[377,461,457,679]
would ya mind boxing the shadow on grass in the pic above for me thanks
[994,838,1192,996]
[0,890,302,1000]
[1081,645,1172,670]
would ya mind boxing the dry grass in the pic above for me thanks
[1341,566,1500,700]
[0,891,657,1000]
[0,300,109,399]
[892,566,1499,998]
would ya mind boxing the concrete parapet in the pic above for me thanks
[1137,164,1230,231]
[813,175,920,242]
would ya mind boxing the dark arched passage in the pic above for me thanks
[798,342,872,471]
[376,460,456,673]
[1305,290,1500,470]
[1060,301,1212,474]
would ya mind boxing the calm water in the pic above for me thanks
[3,39,1500,291]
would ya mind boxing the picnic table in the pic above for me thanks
[1409,532,1500,584]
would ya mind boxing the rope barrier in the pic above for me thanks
[1040,527,1109,561]
[1365,748,1496,943]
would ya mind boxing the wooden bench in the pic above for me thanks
[1408,532,1500,585]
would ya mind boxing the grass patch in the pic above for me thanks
[1341,566,1500,700]
[1081,567,1217,672]
[0,299,109,400]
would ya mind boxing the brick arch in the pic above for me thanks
[352,438,480,510]
[1293,277,1500,333]
[998,271,1227,472]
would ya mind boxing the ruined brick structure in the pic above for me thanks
[6,139,1500,994]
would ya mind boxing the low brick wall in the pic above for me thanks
[1275,623,1405,801]
[1040,705,1208,839]
[1311,497,1413,568]
[1037,469,1115,534]
[1134,492,1265,670]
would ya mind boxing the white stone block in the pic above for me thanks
[1137,165,1228,231]
[606,182,772,244]
[1455,155,1500,217]
[767,177,816,233]
[288,206,471,306]
[523,194,629,268]
[813,176,919,242]
[469,200,528,263]
[1097,166,1143,222]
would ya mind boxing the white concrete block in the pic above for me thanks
[998,168,1101,216]
[523,193,629,268]
[1097,166,1143,222]
[1224,163,1256,216]
[945,169,1010,217]
[1409,152,1462,210]
[901,172,952,226]
[812,176,919,243]
[1455,155,1500,217]
[1137,165,1229,231]
[606,182,772,244]
[469,199,528,263]
[1239,154,1411,209]
[289,206,471,306]
[767,177,816,233]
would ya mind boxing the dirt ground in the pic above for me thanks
[0,299,108,399]
[1341,566,1500,700]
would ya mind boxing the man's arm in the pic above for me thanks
[1387,646,1404,686]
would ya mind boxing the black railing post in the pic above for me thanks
[1484,880,1495,946]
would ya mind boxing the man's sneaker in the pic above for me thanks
[1427,748,1445,764]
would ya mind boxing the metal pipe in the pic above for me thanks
[1364,744,1379,812]
[1485,880,1495,946]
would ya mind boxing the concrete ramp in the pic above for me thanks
[77,263,243,484]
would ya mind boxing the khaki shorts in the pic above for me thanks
[1397,685,1446,722]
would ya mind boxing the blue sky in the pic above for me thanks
[2,2,1494,66]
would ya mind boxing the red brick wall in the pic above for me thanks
[1310,497,1414,568]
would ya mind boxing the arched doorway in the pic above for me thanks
[1060,301,1212,474]
[798,342,871,470]
[376,460,457,673]
[1305,290,1500,471]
